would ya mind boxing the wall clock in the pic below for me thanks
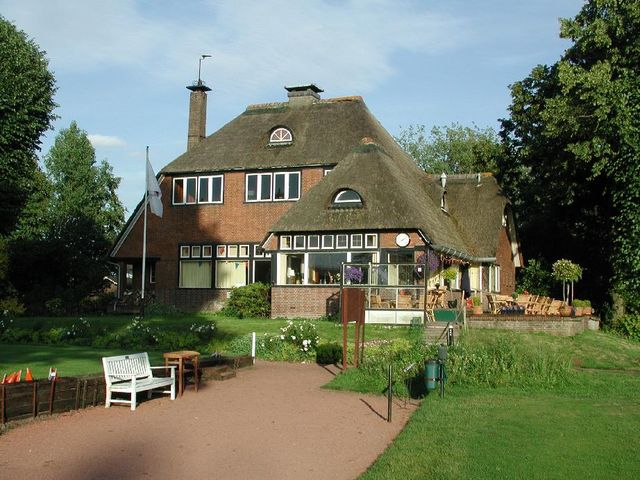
[395,233,410,247]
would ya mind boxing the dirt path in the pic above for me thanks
[0,361,417,480]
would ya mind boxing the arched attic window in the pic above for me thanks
[332,189,363,207]
[269,127,293,144]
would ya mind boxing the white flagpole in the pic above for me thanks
[141,146,149,314]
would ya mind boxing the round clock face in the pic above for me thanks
[395,233,410,247]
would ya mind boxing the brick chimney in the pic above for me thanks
[186,80,211,151]
[285,84,323,107]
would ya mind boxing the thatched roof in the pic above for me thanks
[270,145,508,261]
[162,96,409,174]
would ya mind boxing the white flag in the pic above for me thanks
[146,159,163,218]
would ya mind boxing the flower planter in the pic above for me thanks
[583,306,593,316]
[472,306,483,316]
[559,305,572,317]
[573,306,584,317]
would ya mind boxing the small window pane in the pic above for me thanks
[365,234,377,248]
[180,246,190,258]
[308,235,320,249]
[260,174,271,200]
[289,173,300,199]
[202,245,213,258]
[199,177,210,203]
[186,178,197,203]
[351,234,363,248]
[280,236,292,250]
[322,235,334,249]
[192,246,201,258]
[228,245,238,258]
[294,235,305,249]
[211,176,223,202]
[239,245,250,257]
[334,189,361,204]
[274,173,285,200]
[217,245,227,258]
[247,175,257,201]
[270,128,292,143]
[173,179,185,204]
[253,245,264,257]
[336,234,348,249]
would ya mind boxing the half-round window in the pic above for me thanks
[269,127,293,144]
[333,189,362,205]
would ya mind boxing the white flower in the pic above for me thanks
[280,335,285,340]
[291,336,296,340]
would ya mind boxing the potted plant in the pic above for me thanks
[572,299,585,317]
[442,267,458,289]
[471,295,483,315]
[583,299,593,316]
[552,259,583,305]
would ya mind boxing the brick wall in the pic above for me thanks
[113,167,325,294]
[271,286,340,318]
[467,316,599,336]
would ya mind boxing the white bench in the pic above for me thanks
[102,352,176,411]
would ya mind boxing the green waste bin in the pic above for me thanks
[425,359,438,391]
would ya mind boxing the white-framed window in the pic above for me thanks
[216,245,227,258]
[308,235,320,250]
[469,266,482,291]
[191,246,201,258]
[336,234,348,249]
[246,173,272,202]
[173,177,197,205]
[198,175,224,204]
[322,234,334,249]
[202,245,213,258]
[280,235,292,250]
[180,246,191,258]
[149,262,156,284]
[294,235,305,250]
[269,127,293,144]
[228,245,238,258]
[239,245,250,258]
[179,260,212,288]
[365,234,378,248]
[253,245,264,257]
[333,189,362,205]
[215,260,248,288]
[273,172,300,201]
[351,234,363,249]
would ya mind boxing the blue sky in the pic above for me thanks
[1,0,585,214]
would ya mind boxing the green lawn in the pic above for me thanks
[358,330,640,479]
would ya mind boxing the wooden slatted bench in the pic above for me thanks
[102,352,175,411]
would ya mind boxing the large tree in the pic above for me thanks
[10,122,125,312]
[395,123,503,174]
[0,16,56,235]
[499,0,640,317]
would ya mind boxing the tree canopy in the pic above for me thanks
[0,16,57,235]
[498,0,640,317]
[10,122,125,312]
[395,123,502,174]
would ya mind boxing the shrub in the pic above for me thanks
[63,317,93,345]
[278,320,319,353]
[615,314,640,342]
[222,282,270,318]
[471,296,482,307]
[189,320,217,344]
[226,334,253,356]
[316,342,343,365]
[79,294,113,314]
[0,297,26,317]
[516,259,552,296]
[145,301,183,316]
[44,298,65,316]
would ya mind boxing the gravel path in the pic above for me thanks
[0,361,417,480]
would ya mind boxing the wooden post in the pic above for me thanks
[1,385,5,424]
[32,382,38,418]
[74,378,81,410]
[92,379,99,407]
[387,364,392,423]
[49,378,56,415]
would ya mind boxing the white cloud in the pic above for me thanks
[0,0,469,96]
[87,134,126,148]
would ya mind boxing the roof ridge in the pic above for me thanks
[245,95,363,111]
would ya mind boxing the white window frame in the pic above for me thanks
[273,171,300,201]
[202,245,213,258]
[293,235,305,250]
[365,234,378,248]
[191,246,201,258]
[246,173,273,202]
[322,234,334,250]
[216,245,227,258]
[173,177,197,205]
[253,245,264,257]
[239,245,250,258]
[336,234,348,249]
[280,235,292,250]
[228,245,238,258]
[308,235,320,250]
[269,127,293,144]
[351,234,363,249]
[333,189,362,204]
[180,246,191,258]
[198,175,224,204]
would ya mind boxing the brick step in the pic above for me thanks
[201,365,237,381]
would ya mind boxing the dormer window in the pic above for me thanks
[333,189,362,206]
[269,127,292,144]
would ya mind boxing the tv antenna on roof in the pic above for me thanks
[197,54,212,85]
